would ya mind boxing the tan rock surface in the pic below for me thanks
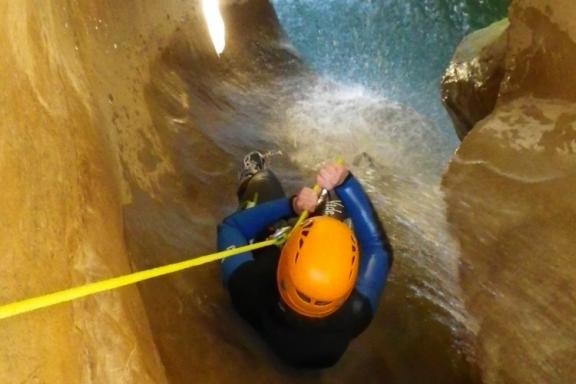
[0,0,196,382]
[444,1,576,383]
[442,19,509,140]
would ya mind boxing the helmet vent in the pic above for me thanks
[295,251,299,263]
[349,270,353,280]
[352,245,356,252]
[302,230,310,237]
[351,255,356,265]
[315,300,332,306]
[303,221,314,229]
[299,239,304,249]
[296,290,311,303]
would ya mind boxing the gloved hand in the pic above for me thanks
[316,163,349,191]
[292,187,318,214]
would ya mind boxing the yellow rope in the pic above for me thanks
[0,238,278,320]
[0,159,344,320]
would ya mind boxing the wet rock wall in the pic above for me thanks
[0,0,208,382]
[443,1,576,383]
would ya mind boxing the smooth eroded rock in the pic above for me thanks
[442,19,509,140]
[443,1,576,383]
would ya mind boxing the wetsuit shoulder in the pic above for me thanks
[335,174,393,312]
[219,198,293,284]
[220,198,293,241]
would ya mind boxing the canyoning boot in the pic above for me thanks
[240,151,282,184]
[239,151,268,184]
[237,150,284,209]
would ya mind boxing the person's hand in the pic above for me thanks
[292,187,318,214]
[316,163,349,191]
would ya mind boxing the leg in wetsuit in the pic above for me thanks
[226,169,286,331]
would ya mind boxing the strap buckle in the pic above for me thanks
[269,226,292,245]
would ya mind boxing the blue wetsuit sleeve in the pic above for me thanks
[218,223,252,284]
[219,198,293,284]
[335,174,391,312]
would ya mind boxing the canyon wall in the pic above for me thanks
[443,1,576,383]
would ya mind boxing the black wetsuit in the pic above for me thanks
[219,170,393,368]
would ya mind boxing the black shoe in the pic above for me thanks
[239,151,267,183]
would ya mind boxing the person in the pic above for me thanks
[218,151,393,368]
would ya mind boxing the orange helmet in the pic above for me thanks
[277,216,359,318]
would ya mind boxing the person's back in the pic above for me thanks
[218,154,393,368]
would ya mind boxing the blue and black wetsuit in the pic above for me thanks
[218,170,393,368]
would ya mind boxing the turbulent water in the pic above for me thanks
[271,0,510,148]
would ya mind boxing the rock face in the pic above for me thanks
[443,1,576,383]
[0,1,293,382]
[0,1,176,382]
[441,19,509,140]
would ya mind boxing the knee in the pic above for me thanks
[221,254,251,288]
[349,293,374,337]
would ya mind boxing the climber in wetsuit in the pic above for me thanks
[218,152,393,368]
